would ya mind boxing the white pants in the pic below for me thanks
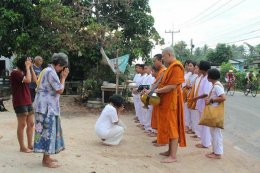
[190,109,201,137]
[200,125,212,147]
[133,94,142,121]
[199,112,211,147]
[184,103,191,129]
[102,121,126,146]
[141,105,153,131]
[210,127,223,154]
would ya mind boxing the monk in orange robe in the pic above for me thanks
[151,54,166,133]
[154,47,186,163]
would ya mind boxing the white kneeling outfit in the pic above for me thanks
[95,104,126,145]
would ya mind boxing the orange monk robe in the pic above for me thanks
[151,66,167,130]
[157,60,186,147]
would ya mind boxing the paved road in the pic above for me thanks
[224,91,260,160]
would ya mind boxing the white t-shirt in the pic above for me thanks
[209,81,225,107]
[189,73,198,87]
[136,74,147,87]
[133,73,140,83]
[182,71,192,87]
[95,104,119,138]
[142,74,155,86]
[196,75,213,113]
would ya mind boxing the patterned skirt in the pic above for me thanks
[34,112,65,155]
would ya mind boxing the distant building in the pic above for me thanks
[228,58,246,71]
[248,59,260,69]
[0,55,15,76]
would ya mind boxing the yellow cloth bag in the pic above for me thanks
[199,83,225,129]
[36,68,47,90]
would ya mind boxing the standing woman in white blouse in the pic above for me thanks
[95,94,126,146]
[205,68,226,159]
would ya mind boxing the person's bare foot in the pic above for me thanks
[186,130,195,134]
[205,153,222,159]
[20,147,33,153]
[195,143,208,149]
[152,139,157,144]
[42,161,60,168]
[28,145,34,150]
[153,143,166,147]
[191,135,198,138]
[136,124,143,128]
[160,156,177,163]
[159,151,170,156]
[49,158,58,162]
[148,133,157,137]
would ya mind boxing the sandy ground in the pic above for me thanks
[0,95,260,173]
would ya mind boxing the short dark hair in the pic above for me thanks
[184,60,192,66]
[139,64,145,69]
[199,60,211,71]
[208,68,220,80]
[16,56,27,73]
[109,94,125,108]
[189,61,197,67]
[154,54,162,61]
[135,64,140,67]
[151,65,159,72]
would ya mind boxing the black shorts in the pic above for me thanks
[14,105,34,116]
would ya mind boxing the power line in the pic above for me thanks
[226,35,260,44]
[190,0,235,26]
[195,18,260,46]
[193,0,246,26]
[179,0,223,27]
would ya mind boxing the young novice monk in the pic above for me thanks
[95,94,126,146]
[205,68,226,159]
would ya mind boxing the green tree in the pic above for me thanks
[173,41,190,62]
[0,0,38,57]
[230,44,246,59]
[206,43,232,64]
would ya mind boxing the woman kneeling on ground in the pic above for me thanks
[95,94,126,146]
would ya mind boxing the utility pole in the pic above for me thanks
[190,39,195,58]
[165,25,180,46]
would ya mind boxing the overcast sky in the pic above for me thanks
[149,0,260,53]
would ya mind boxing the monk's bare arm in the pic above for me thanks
[155,85,177,94]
